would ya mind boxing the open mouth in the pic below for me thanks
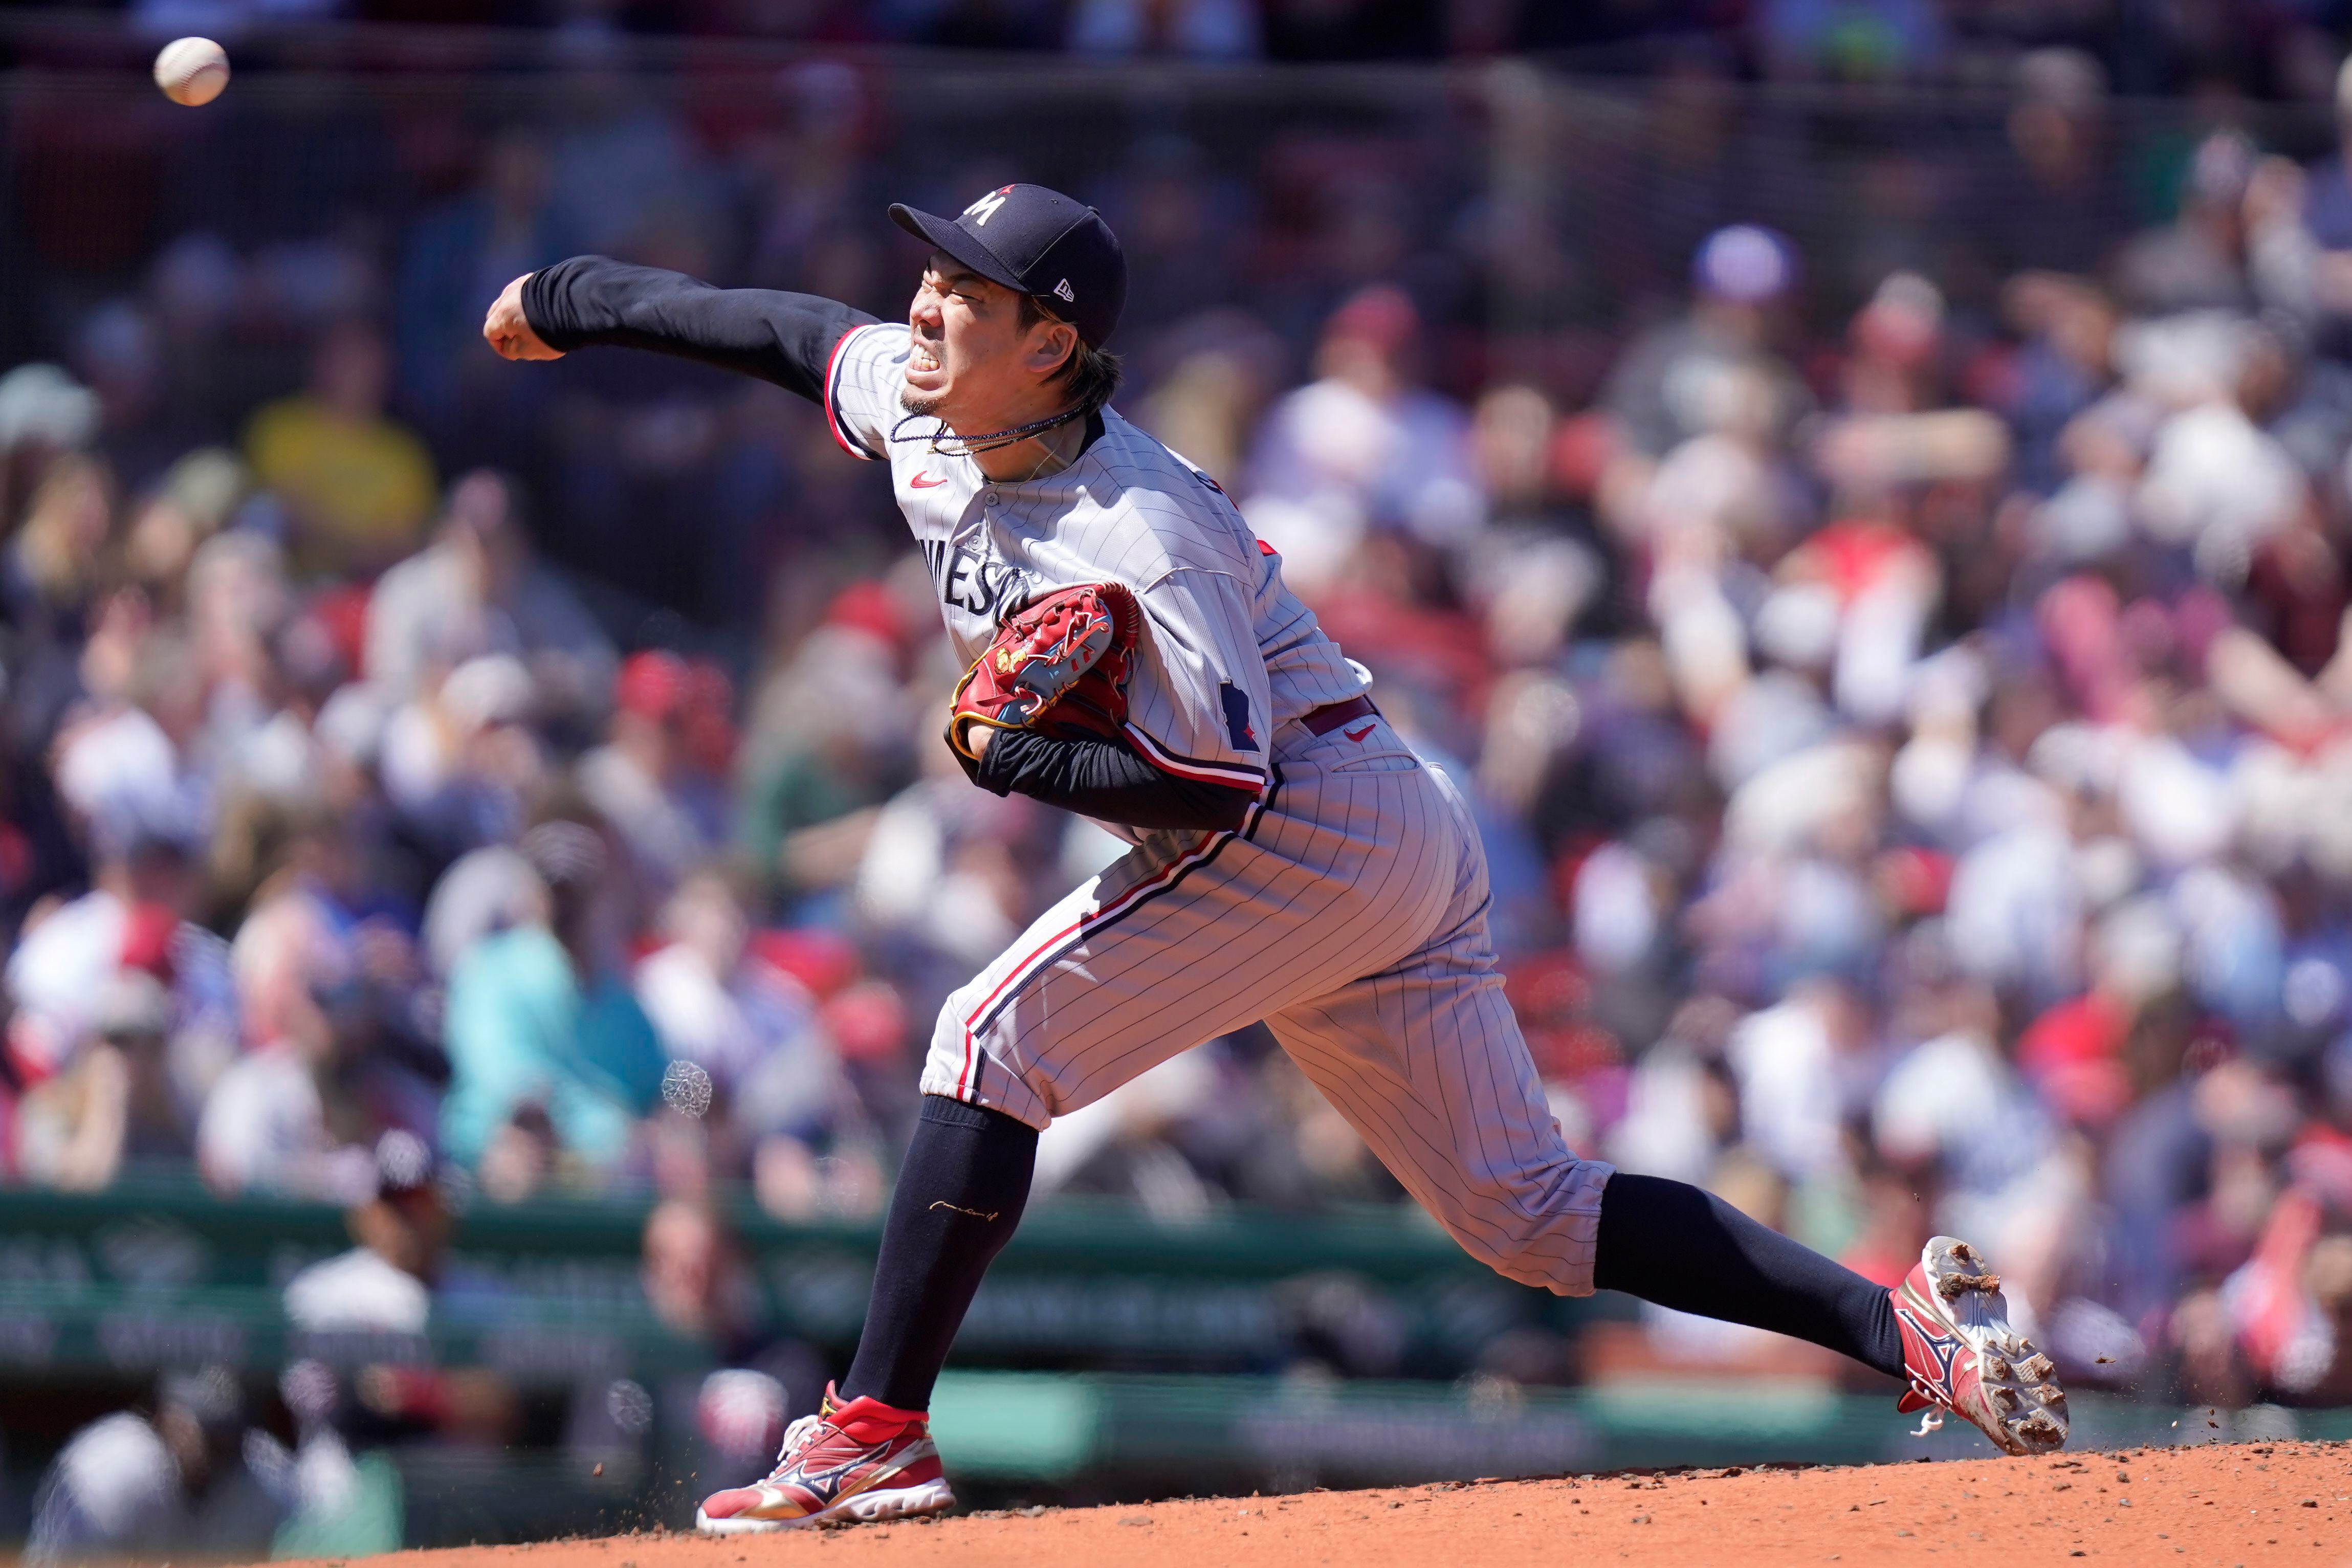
[908,340,942,374]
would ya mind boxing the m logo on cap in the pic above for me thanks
[962,187,1015,226]
[890,183,1127,348]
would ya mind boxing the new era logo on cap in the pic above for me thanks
[890,184,1127,347]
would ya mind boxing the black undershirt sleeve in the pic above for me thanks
[521,256,878,402]
[525,260,1250,837]
[968,728,1256,834]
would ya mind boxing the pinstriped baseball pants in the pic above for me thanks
[918,713,1616,1296]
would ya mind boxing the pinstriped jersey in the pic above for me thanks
[824,321,1369,794]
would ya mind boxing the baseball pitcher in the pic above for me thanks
[483,183,2066,1530]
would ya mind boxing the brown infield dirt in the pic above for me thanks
[319,1440,2352,1568]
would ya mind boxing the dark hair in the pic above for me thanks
[1015,292,1123,416]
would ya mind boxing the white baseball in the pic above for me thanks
[153,38,229,108]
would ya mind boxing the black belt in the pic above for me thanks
[1300,694,1378,736]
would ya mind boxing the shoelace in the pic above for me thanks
[766,1411,830,1477]
[1910,1408,1944,1438]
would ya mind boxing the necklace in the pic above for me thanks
[888,403,1084,458]
[1005,419,1080,483]
[1019,433,1067,482]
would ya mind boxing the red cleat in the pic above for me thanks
[1890,1235,2069,1456]
[694,1383,954,1533]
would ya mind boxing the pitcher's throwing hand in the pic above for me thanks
[481,275,563,361]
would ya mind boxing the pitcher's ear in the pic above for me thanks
[1028,318,1078,379]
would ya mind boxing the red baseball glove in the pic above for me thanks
[947,582,1141,761]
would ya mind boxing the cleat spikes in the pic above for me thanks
[2015,1414,2065,1444]
[1934,1269,2003,1300]
[1892,1236,2069,1458]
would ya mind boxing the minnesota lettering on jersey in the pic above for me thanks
[921,537,1037,622]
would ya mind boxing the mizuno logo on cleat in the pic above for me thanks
[779,1439,892,1502]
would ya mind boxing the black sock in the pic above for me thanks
[839,1094,1038,1412]
[1592,1172,1905,1378]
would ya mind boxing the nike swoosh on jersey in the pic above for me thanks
[910,473,948,489]
[1344,722,1376,742]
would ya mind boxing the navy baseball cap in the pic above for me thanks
[889,184,1127,348]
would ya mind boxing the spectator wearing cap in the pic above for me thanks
[642,1196,826,1377]
[1602,236,1816,731]
[11,968,179,1189]
[2114,131,2260,317]
[1600,224,1811,462]
[417,837,546,981]
[0,363,101,535]
[196,888,386,1200]
[735,588,921,901]
[634,870,850,1159]
[116,448,248,600]
[3,451,115,629]
[27,1366,288,1565]
[439,820,663,1194]
[578,650,731,895]
[1979,48,2124,280]
[1244,284,1483,563]
[644,1199,832,1484]
[378,651,551,856]
[283,1130,447,1335]
[6,830,195,1093]
[363,468,616,733]
[282,1131,521,1453]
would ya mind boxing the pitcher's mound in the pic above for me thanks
[321,1439,2349,1568]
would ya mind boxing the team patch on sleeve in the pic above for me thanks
[1219,681,1260,753]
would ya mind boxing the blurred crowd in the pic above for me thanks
[22,0,2352,99]
[5,35,2352,1465]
